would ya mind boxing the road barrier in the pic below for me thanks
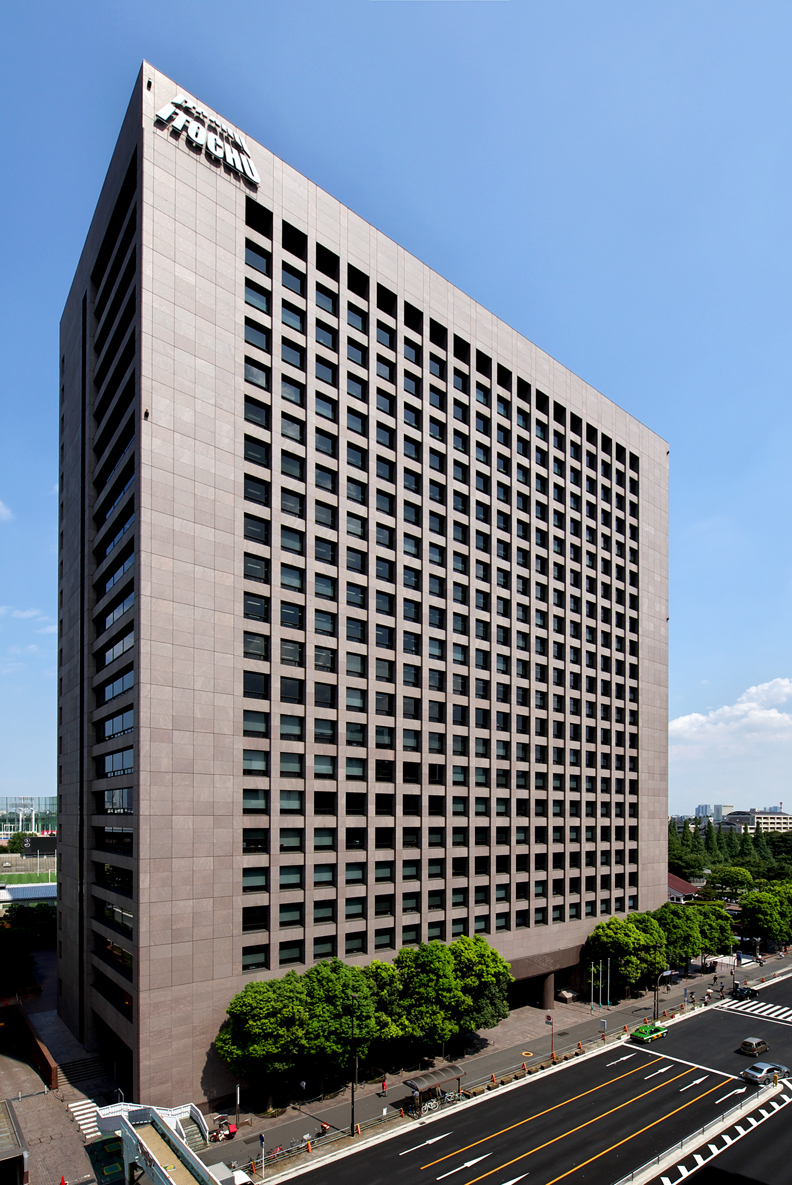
[245,968,792,1179]
[610,1081,781,1184]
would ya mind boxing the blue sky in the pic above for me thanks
[2,1,791,813]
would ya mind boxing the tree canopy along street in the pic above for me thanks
[276,1046,736,1185]
[272,976,792,1185]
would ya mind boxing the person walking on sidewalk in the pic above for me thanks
[380,1079,388,1098]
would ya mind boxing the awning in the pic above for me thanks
[403,1064,466,1093]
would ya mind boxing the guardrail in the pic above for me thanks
[610,1081,780,1185]
[237,973,792,1180]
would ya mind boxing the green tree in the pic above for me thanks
[717,823,729,861]
[686,902,733,957]
[216,973,310,1087]
[301,959,378,1078]
[582,915,664,997]
[448,935,513,1031]
[740,891,787,945]
[704,819,719,862]
[680,820,692,849]
[5,832,33,855]
[690,824,707,862]
[364,958,408,1045]
[738,827,755,859]
[395,941,470,1046]
[726,828,740,859]
[668,820,684,863]
[753,822,773,865]
[653,902,702,970]
[4,903,56,947]
[708,865,754,900]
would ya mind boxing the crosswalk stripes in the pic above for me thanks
[716,998,792,1025]
[656,1092,792,1185]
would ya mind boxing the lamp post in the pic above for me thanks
[653,970,672,1021]
[350,992,359,1137]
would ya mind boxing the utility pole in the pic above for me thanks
[350,992,359,1137]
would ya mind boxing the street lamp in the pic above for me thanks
[653,970,672,1021]
[349,992,359,1137]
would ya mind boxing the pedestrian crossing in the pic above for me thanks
[650,1091,792,1185]
[717,997,792,1025]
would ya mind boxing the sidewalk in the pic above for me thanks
[199,951,792,1170]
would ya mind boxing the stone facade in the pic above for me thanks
[58,62,668,1107]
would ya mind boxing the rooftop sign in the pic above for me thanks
[154,94,260,186]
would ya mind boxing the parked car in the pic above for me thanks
[740,1062,790,1084]
[631,1023,668,1044]
[732,986,759,1001]
[740,1038,770,1057]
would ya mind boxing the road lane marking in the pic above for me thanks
[679,1077,708,1091]
[420,1058,668,1169]
[607,1055,636,1066]
[437,1156,490,1179]
[451,1066,694,1183]
[644,1067,673,1079]
[712,1009,792,1030]
[463,1078,729,1185]
[500,1177,528,1185]
[400,1135,452,1156]
[714,1087,746,1104]
[642,1049,739,1080]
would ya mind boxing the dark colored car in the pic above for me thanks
[740,1038,770,1057]
[732,986,759,1001]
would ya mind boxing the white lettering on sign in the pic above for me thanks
[154,96,260,187]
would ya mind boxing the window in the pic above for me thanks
[348,303,367,332]
[317,321,337,350]
[282,262,305,296]
[245,239,270,276]
[316,358,337,386]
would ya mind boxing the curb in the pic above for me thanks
[613,1081,786,1185]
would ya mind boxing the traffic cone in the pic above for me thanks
[306,1141,312,1154]
[522,1062,526,1071]
[491,1073,497,1084]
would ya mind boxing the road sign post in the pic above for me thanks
[546,1012,554,1060]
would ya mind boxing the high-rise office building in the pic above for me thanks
[694,805,712,818]
[58,64,669,1106]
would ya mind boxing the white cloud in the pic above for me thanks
[11,609,42,619]
[0,500,12,522]
[35,624,58,634]
[669,679,792,811]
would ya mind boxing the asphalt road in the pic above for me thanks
[273,1045,737,1185]
[639,976,792,1185]
[266,978,792,1185]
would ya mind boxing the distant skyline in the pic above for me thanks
[2,3,792,813]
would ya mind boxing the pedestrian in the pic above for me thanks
[690,992,696,1005]
[380,1079,388,1098]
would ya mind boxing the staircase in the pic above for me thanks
[180,1115,208,1153]
[59,1056,109,1085]
[68,1098,100,1143]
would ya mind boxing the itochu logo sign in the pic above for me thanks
[154,94,260,186]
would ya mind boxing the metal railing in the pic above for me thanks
[611,1082,786,1185]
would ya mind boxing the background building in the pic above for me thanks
[58,64,669,1106]
[0,797,58,839]
[694,804,712,818]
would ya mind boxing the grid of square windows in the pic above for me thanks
[236,197,642,970]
